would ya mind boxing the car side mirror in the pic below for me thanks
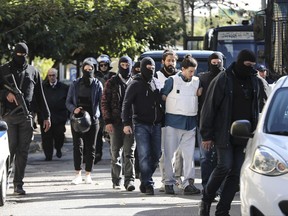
[0,120,8,131]
[230,120,253,139]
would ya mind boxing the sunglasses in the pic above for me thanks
[100,64,108,67]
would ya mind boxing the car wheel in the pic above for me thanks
[0,162,7,206]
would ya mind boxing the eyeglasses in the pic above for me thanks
[48,74,56,77]
[100,64,108,67]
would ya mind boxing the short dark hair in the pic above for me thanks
[162,49,178,61]
[181,54,197,68]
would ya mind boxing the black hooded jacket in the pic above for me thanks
[0,61,50,119]
[122,74,164,126]
[200,62,260,148]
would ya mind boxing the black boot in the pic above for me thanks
[198,200,211,216]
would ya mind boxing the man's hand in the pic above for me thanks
[123,126,133,135]
[202,140,214,151]
[74,107,83,114]
[105,124,113,133]
[6,92,18,105]
[43,119,51,132]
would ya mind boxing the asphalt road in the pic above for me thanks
[1,125,241,216]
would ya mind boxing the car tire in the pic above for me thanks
[0,162,7,206]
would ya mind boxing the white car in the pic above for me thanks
[231,75,288,216]
[0,120,9,206]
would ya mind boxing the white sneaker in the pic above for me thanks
[159,183,165,192]
[71,175,82,185]
[85,175,93,184]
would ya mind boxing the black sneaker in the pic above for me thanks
[198,200,211,216]
[14,185,26,195]
[56,150,62,158]
[94,153,102,164]
[165,185,175,195]
[125,181,135,191]
[184,184,201,195]
[139,184,146,193]
[145,185,154,195]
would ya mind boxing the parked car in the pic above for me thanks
[138,50,225,74]
[0,120,9,206]
[231,75,288,216]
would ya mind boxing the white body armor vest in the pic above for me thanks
[166,73,199,116]
[156,71,167,89]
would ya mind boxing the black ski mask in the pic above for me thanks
[208,52,224,75]
[82,61,94,86]
[12,42,28,68]
[234,49,256,79]
[118,56,132,79]
[140,57,155,82]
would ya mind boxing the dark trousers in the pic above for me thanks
[40,123,66,159]
[71,123,99,172]
[203,144,245,215]
[95,126,103,157]
[3,114,33,187]
[109,122,135,185]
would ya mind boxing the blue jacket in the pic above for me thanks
[66,77,103,123]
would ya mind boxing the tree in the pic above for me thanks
[0,0,182,66]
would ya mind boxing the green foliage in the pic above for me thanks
[33,57,55,79]
[0,0,182,63]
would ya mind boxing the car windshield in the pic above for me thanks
[264,87,288,136]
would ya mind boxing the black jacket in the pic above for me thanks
[0,61,50,119]
[200,63,260,148]
[39,80,69,124]
[122,75,164,126]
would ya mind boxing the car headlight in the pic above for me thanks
[250,146,288,176]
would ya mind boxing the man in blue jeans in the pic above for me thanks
[122,57,164,195]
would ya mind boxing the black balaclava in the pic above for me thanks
[118,56,132,79]
[234,49,256,79]
[208,52,224,75]
[140,57,155,82]
[12,42,28,68]
[132,61,141,75]
[82,60,94,86]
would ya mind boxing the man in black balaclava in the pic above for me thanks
[122,56,164,195]
[234,49,256,79]
[197,52,224,192]
[140,57,155,82]
[101,55,136,191]
[199,49,261,216]
[12,42,29,68]
[0,42,51,195]
[118,56,132,80]
[132,61,140,76]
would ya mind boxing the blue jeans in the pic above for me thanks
[203,144,245,215]
[198,127,217,188]
[134,122,162,187]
